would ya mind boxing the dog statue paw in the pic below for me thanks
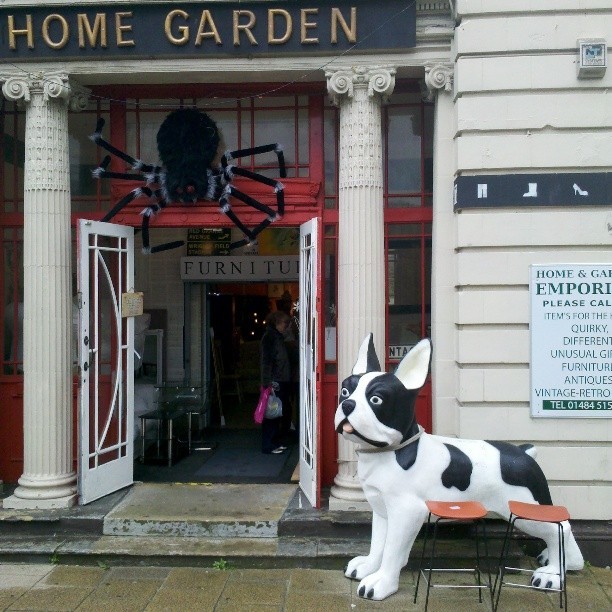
[357,570,399,601]
[531,565,563,591]
[345,555,381,581]
[335,334,584,601]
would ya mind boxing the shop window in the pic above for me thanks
[1,101,25,213]
[69,101,110,210]
[384,100,433,208]
[2,228,23,375]
[386,224,432,365]
[124,95,309,181]
[323,107,338,210]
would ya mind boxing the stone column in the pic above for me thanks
[424,63,457,436]
[2,72,89,509]
[326,66,395,510]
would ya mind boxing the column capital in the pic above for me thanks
[424,63,454,100]
[1,71,90,110]
[326,66,396,106]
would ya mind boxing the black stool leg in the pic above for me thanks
[558,522,567,611]
[414,513,431,603]
[494,514,516,611]
[480,519,494,608]
[424,518,440,612]
[475,519,483,603]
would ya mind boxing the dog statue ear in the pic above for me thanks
[352,333,382,375]
[394,338,432,390]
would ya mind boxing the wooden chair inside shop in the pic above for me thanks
[210,335,244,417]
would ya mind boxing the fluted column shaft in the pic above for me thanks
[2,72,88,509]
[326,66,395,509]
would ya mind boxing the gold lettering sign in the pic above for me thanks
[233,10,257,46]
[268,9,292,45]
[0,4,407,55]
[115,11,135,47]
[77,13,107,49]
[8,14,34,49]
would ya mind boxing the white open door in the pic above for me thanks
[299,218,321,507]
[77,220,135,504]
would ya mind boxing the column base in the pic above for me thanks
[328,465,370,511]
[2,473,77,509]
[328,494,372,512]
[3,492,77,509]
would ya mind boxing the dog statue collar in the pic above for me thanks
[356,425,424,454]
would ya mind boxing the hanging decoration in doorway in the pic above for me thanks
[90,108,286,253]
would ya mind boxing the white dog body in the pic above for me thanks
[335,335,584,601]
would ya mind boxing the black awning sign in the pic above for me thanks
[454,173,612,210]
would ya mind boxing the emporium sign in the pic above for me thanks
[0,1,416,60]
[530,264,612,418]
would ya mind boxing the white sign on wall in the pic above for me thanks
[181,256,299,281]
[530,264,612,418]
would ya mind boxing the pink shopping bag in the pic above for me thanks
[254,385,272,424]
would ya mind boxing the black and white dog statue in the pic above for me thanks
[335,335,584,601]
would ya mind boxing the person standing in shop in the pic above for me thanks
[260,310,293,454]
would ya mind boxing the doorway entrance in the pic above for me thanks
[131,227,303,485]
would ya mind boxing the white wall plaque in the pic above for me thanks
[530,264,612,418]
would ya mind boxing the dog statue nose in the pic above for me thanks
[342,399,356,416]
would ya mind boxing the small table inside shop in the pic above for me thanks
[139,382,207,467]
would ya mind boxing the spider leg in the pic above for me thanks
[92,155,147,182]
[102,186,153,222]
[140,196,185,254]
[90,118,159,174]
[223,167,285,218]
[222,143,286,179]
[220,185,280,250]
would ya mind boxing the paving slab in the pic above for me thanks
[103,483,296,538]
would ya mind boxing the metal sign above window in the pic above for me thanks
[0,1,416,60]
[181,256,299,281]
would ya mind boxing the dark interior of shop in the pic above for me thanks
[134,281,300,485]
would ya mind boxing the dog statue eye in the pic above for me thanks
[370,396,383,405]
[340,388,349,398]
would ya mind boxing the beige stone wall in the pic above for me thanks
[445,1,612,518]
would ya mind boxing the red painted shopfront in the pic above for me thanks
[0,81,432,492]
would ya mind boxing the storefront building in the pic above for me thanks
[0,2,609,519]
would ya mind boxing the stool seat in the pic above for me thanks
[415,500,493,611]
[508,500,569,523]
[426,500,488,521]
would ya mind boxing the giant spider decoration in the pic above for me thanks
[90,108,286,253]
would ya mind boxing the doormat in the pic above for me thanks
[193,446,288,479]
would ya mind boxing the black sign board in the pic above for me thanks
[0,1,416,60]
[187,228,231,256]
[454,173,612,210]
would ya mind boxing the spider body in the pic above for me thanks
[91,108,286,253]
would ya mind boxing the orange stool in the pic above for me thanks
[494,500,570,611]
[414,501,493,611]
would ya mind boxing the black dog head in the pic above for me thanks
[157,108,221,204]
[334,334,431,448]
